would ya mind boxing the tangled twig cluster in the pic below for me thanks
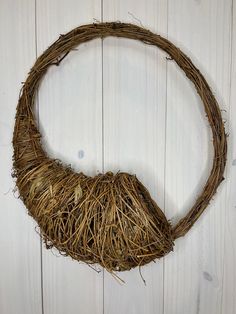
[12,22,227,272]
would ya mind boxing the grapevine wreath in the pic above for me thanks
[13,22,227,273]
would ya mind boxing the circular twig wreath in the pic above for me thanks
[13,22,227,272]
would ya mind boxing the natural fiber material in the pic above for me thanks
[12,22,227,272]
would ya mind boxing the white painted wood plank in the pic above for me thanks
[36,1,103,314]
[0,1,42,314]
[222,1,236,313]
[164,1,232,313]
[102,1,167,313]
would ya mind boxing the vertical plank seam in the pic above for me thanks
[220,0,235,313]
[101,0,105,314]
[163,0,169,313]
[101,0,104,173]
[34,0,44,313]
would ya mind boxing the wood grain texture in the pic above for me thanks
[0,1,42,314]
[164,0,232,313]
[102,1,168,313]
[36,1,103,314]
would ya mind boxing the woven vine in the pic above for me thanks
[13,22,227,272]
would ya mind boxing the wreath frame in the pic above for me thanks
[13,22,227,272]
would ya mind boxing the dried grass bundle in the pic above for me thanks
[12,22,227,272]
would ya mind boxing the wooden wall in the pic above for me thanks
[0,0,235,313]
